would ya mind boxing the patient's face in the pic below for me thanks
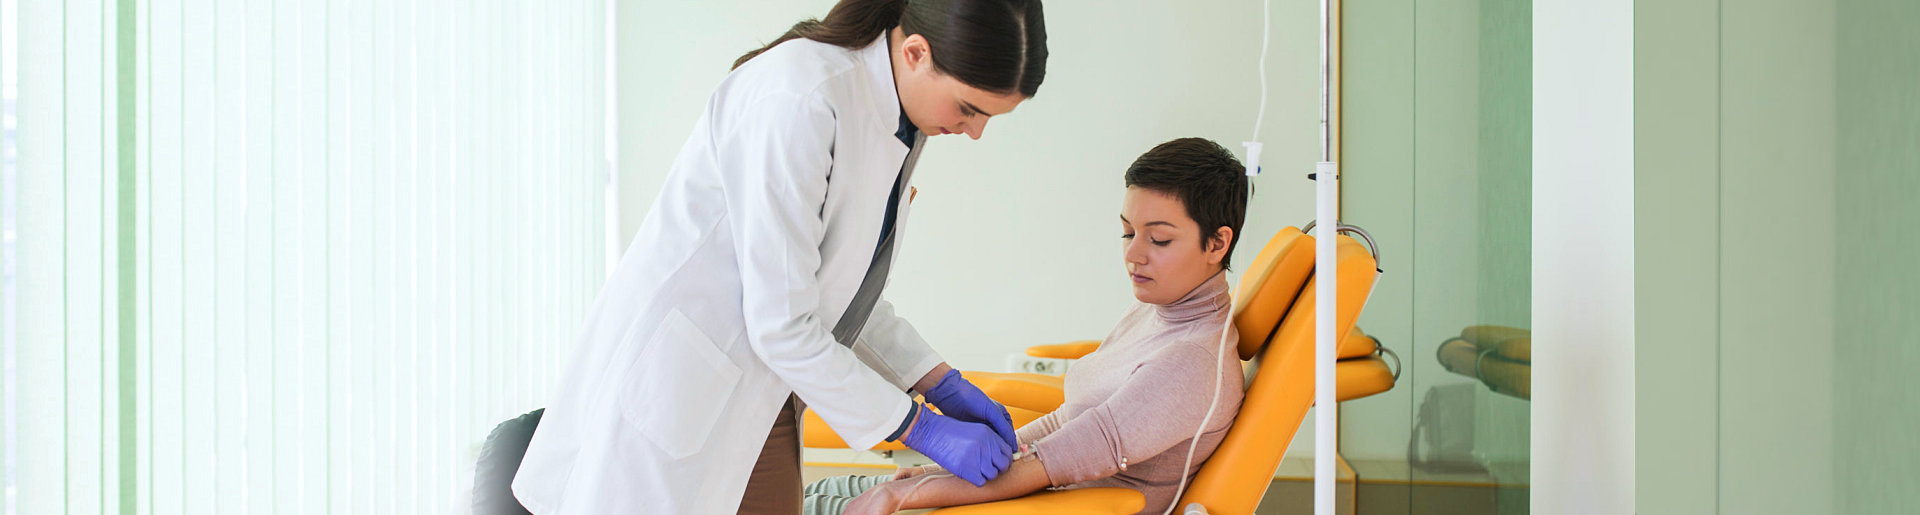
[1120,187,1227,305]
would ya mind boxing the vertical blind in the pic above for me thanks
[12,0,611,513]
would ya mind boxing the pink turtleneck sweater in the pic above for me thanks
[1016,272,1244,514]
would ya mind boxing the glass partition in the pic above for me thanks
[1343,1,1530,513]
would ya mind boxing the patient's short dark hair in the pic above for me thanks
[1124,137,1250,270]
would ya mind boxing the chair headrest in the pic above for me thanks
[1230,227,1316,360]
[1266,235,1382,361]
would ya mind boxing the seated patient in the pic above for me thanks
[809,137,1251,515]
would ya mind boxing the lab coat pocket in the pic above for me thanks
[623,309,744,460]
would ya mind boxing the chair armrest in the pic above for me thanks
[1334,355,1396,401]
[1338,326,1378,359]
[800,405,1049,450]
[959,371,1065,413]
[926,487,1144,515]
[1024,340,1101,360]
[801,407,910,451]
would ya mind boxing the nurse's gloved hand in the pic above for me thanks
[900,406,1013,487]
[920,369,1019,449]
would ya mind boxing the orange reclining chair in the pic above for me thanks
[806,226,1395,514]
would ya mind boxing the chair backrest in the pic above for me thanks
[1177,231,1380,515]
[1229,227,1317,360]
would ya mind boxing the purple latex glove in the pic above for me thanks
[921,369,1019,449]
[901,407,1013,487]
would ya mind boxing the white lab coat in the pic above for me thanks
[512,35,942,514]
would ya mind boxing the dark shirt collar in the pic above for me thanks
[894,109,919,148]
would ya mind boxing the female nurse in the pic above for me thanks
[511,0,1050,513]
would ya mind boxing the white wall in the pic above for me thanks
[1532,0,1635,512]
[614,0,1324,375]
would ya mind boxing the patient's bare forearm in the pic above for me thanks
[894,455,1051,510]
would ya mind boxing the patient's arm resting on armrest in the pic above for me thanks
[846,455,1052,514]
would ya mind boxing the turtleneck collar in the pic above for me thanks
[1152,270,1231,324]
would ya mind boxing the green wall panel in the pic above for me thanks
[1834,0,1920,511]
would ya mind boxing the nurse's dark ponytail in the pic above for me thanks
[733,0,1049,98]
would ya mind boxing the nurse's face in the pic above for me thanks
[891,30,1025,140]
[1120,187,1233,305]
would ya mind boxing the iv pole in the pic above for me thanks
[1238,1,1339,513]
[1311,0,1339,512]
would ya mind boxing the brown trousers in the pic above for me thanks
[736,395,802,515]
